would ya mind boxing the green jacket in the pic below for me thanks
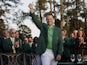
[1,38,23,65]
[63,37,71,57]
[2,38,22,53]
[22,43,32,53]
[30,13,63,58]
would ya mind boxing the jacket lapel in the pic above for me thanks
[8,38,13,46]
[52,26,56,42]
[52,27,58,48]
[9,38,16,45]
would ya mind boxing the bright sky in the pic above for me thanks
[19,0,58,38]
[8,0,40,38]
[20,0,40,38]
[8,0,87,38]
[19,0,87,38]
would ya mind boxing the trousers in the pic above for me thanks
[41,49,58,65]
[35,55,41,65]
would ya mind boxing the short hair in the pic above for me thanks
[33,37,38,43]
[77,29,85,37]
[9,28,16,34]
[62,29,68,36]
[15,31,19,34]
[2,29,8,34]
[28,36,32,39]
[46,13,54,18]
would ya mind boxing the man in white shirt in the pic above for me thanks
[28,36,33,47]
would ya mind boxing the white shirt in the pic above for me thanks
[29,42,33,47]
[10,37,15,45]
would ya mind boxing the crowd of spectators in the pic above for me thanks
[0,28,87,65]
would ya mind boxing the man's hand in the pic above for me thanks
[28,3,34,13]
[14,41,19,48]
[56,54,61,61]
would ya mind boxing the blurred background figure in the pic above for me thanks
[22,37,32,65]
[75,29,87,62]
[0,29,9,65]
[15,31,20,38]
[2,29,9,39]
[15,31,23,52]
[23,37,32,53]
[32,37,41,65]
[73,30,78,39]
[1,28,23,65]
[0,29,9,53]
[69,32,76,55]
[61,29,71,62]
[32,37,38,53]
[28,36,33,47]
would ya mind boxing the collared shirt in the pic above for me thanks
[4,37,9,39]
[10,37,15,45]
[47,26,54,49]
[29,42,33,47]
[10,37,16,53]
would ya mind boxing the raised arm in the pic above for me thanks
[29,3,42,29]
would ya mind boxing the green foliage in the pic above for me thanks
[67,9,78,16]
[69,18,84,31]
[36,0,47,10]
[0,19,6,37]
[0,10,4,16]
[62,0,86,33]
[63,2,72,7]
[18,25,31,36]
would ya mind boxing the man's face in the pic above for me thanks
[73,30,78,36]
[15,32,19,38]
[24,38,28,43]
[10,29,16,38]
[28,37,33,43]
[46,15,54,26]
[62,31,67,36]
[3,30,9,37]
[78,31,83,37]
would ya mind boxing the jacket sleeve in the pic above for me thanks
[2,41,13,53]
[29,12,42,30]
[57,29,63,54]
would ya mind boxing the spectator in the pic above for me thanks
[73,30,78,38]
[28,36,33,47]
[71,30,79,56]
[61,29,71,62]
[32,37,41,65]
[76,29,87,54]
[15,31,20,38]
[69,32,76,54]
[2,28,22,65]
[23,37,32,53]
[0,29,9,53]
[15,31,23,65]
[32,37,38,53]
[15,31,23,52]
[22,37,32,65]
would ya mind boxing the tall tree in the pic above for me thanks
[61,0,86,32]
[19,24,31,40]
[36,0,47,22]
[0,19,6,37]
[0,10,4,17]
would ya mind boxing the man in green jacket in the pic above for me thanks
[29,3,63,65]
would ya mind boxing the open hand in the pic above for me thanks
[29,3,34,9]
[14,41,19,48]
[56,54,61,61]
[28,3,34,13]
